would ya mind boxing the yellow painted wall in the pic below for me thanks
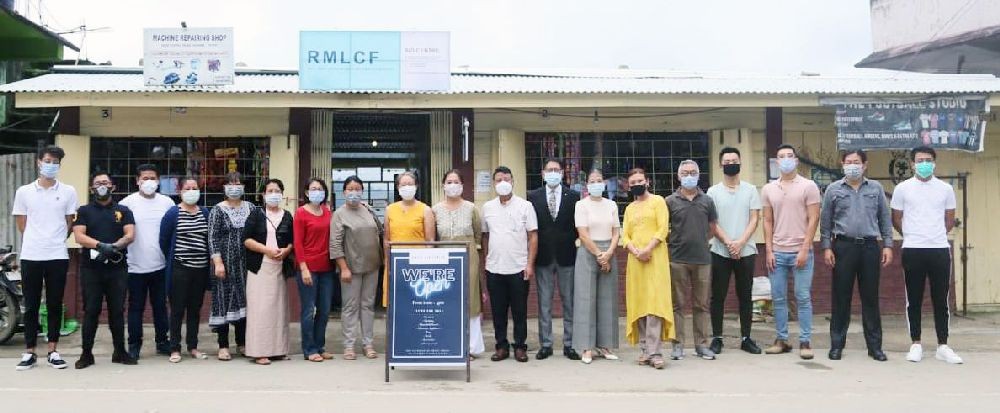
[54,134,89,248]
[497,129,527,198]
[269,135,299,212]
[80,107,288,137]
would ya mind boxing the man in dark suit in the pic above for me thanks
[527,158,581,360]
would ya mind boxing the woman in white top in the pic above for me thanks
[572,169,621,364]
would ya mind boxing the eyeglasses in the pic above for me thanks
[678,171,699,177]
[92,181,112,187]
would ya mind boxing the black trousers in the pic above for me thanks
[216,319,246,349]
[20,259,68,349]
[81,265,128,354]
[829,239,883,350]
[902,248,952,345]
[169,263,209,352]
[710,253,755,338]
[486,271,529,351]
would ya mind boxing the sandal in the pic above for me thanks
[217,348,232,361]
[636,352,650,366]
[582,350,594,364]
[651,355,666,370]
[320,352,334,360]
[307,354,324,362]
[169,352,182,363]
[343,348,357,361]
[255,357,271,365]
[190,350,208,360]
[364,346,378,359]
[598,347,619,360]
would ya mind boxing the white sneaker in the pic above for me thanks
[935,345,964,364]
[906,344,923,362]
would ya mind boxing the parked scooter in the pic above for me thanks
[0,245,24,345]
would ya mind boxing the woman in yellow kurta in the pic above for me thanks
[620,168,675,369]
[382,172,436,314]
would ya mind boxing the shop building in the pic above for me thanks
[4,65,1000,319]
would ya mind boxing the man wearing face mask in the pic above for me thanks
[666,160,720,361]
[891,146,963,364]
[12,146,78,371]
[706,147,763,355]
[526,158,581,360]
[820,150,893,362]
[761,144,821,360]
[481,166,539,363]
[72,173,137,369]
[119,164,177,359]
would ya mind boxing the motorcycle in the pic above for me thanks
[0,245,24,345]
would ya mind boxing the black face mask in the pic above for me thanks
[723,163,741,176]
[629,184,647,197]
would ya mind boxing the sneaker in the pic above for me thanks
[906,344,923,362]
[935,345,964,364]
[15,353,37,371]
[740,337,763,354]
[670,342,685,360]
[695,345,717,360]
[709,337,723,354]
[47,351,68,369]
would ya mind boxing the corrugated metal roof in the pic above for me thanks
[2,66,999,95]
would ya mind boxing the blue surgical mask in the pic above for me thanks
[680,175,699,189]
[224,185,244,199]
[307,190,325,204]
[843,164,863,181]
[264,193,283,207]
[543,172,563,187]
[345,191,363,204]
[587,182,605,198]
[39,162,60,179]
[181,189,200,205]
[915,161,935,179]
[778,157,798,174]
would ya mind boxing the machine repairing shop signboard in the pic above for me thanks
[827,96,989,152]
[143,27,234,86]
[298,31,450,91]
[386,243,469,382]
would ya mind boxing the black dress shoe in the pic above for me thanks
[112,351,138,365]
[490,348,510,362]
[514,348,529,363]
[563,347,581,360]
[828,348,843,360]
[740,337,762,354]
[535,346,553,360]
[710,337,724,354]
[75,353,95,370]
[869,349,888,362]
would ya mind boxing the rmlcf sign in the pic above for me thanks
[299,31,450,91]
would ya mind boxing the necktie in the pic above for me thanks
[548,189,557,219]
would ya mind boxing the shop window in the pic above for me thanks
[89,137,270,206]
[525,132,709,217]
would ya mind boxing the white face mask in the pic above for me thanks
[495,181,513,196]
[264,193,283,207]
[444,183,463,198]
[398,185,417,201]
[224,184,245,199]
[181,189,200,205]
[139,180,159,195]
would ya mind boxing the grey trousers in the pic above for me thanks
[670,262,712,347]
[536,261,575,349]
[638,316,664,356]
[341,270,378,349]
[572,242,619,351]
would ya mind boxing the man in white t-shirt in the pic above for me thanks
[119,164,176,359]
[11,146,78,371]
[891,146,963,364]
[481,166,538,363]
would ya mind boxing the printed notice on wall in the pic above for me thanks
[143,27,234,86]
[475,170,492,193]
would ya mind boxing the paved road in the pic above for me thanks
[1,314,998,412]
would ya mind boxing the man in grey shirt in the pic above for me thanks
[666,159,719,361]
[820,149,893,362]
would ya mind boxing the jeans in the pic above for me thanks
[81,265,127,354]
[298,271,334,356]
[19,259,68,349]
[127,269,169,354]
[486,271,529,351]
[770,251,814,343]
[169,264,209,352]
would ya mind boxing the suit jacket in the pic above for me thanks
[527,184,580,267]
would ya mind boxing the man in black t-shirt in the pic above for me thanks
[71,173,138,369]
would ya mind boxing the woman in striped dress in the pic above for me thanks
[208,172,253,361]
